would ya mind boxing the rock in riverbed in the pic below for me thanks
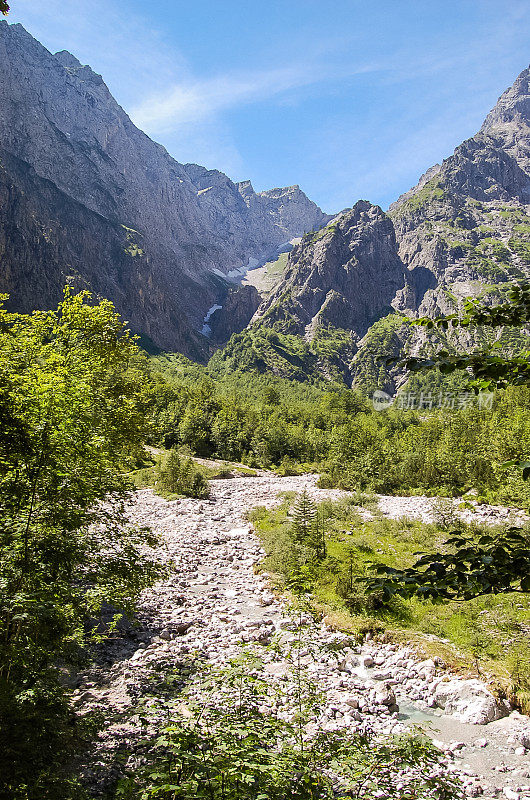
[434,679,510,725]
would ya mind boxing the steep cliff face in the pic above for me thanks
[480,66,530,175]
[0,149,206,355]
[181,166,331,277]
[207,285,262,347]
[0,22,329,353]
[390,65,530,325]
[256,201,405,339]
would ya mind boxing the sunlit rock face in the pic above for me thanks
[256,200,405,338]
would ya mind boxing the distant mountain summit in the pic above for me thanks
[480,65,530,173]
[0,22,330,353]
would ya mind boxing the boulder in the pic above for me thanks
[374,684,397,707]
[174,621,194,636]
[434,679,509,724]
[416,658,436,677]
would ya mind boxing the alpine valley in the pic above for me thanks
[5,15,530,800]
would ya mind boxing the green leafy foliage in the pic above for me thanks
[0,290,162,798]
[146,355,530,506]
[117,653,462,800]
[209,325,319,382]
[399,283,530,390]
[147,355,370,469]
[252,499,530,708]
[351,313,409,394]
[367,528,530,602]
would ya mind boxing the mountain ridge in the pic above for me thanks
[1,22,530,383]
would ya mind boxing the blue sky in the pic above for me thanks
[7,0,530,212]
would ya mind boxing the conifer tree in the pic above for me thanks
[292,490,317,542]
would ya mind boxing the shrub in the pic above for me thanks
[159,449,210,499]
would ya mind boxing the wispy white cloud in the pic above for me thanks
[131,63,346,132]
[7,0,248,170]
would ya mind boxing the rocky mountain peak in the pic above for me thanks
[260,184,301,198]
[478,65,530,178]
[54,49,106,86]
[481,66,530,133]
[54,50,83,69]
[236,180,256,198]
[255,199,405,341]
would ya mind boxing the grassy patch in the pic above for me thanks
[121,224,145,257]
[476,237,512,264]
[303,223,340,243]
[250,495,530,708]
[508,236,530,265]
[391,177,446,216]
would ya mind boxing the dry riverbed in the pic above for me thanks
[77,474,530,798]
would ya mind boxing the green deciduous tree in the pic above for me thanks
[117,654,463,800]
[0,289,161,799]
[376,283,530,601]
[399,283,530,391]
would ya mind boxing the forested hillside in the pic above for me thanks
[142,352,530,507]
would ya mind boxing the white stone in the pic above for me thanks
[434,679,508,725]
